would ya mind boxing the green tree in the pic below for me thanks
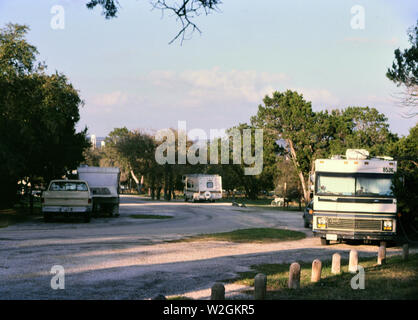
[252,91,397,203]
[387,20,418,117]
[389,124,418,225]
[206,123,277,200]
[329,106,398,156]
[0,24,89,208]
[83,147,105,167]
[86,0,221,44]
[274,157,302,205]
[253,90,328,202]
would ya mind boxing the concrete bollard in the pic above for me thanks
[211,282,225,300]
[349,250,358,273]
[331,253,341,274]
[288,262,301,289]
[311,259,322,282]
[378,242,386,265]
[254,273,267,300]
[402,243,409,261]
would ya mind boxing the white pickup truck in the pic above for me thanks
[41,180,93,222]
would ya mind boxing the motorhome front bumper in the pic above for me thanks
[313,230,398,241]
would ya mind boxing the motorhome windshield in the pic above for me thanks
[316,173,394,197]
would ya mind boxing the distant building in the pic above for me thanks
[88,135,106,149]
[90,135,96,149]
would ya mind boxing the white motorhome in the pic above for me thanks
[312,149,398,245]
[77,166,120,216]
[182,174,222,202]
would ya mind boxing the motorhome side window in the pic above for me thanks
[207,181,213,188]
[187,181,193,188]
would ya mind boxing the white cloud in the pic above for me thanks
[80,68,347,136]
[145,68,290,107]
[295,88,341,108]
[91,91,128,107]
[343,37,398,46]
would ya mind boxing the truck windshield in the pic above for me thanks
[316,173,393,197]
[49,182,88,191]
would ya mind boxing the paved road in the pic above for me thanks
[0,196,408,299]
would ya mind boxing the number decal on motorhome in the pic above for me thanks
[383,167,394,173]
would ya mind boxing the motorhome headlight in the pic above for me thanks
[383,220,393,231]
[317,217,327,229]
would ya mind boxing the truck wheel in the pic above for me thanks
[84,213,91,223]
[111,205,119,217]
[320,237,330,245]
[92,203,99,217]
[44,213,52,222]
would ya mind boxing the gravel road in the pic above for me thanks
[0,195,410,299]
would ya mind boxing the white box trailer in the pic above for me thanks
[312,149,398,245]
[182,174,222,202]
[77,166,120,216]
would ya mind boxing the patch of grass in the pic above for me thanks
[129,214,173,219]
[173,228,306,243]
[230,253,418,299]
[0,208,40,228]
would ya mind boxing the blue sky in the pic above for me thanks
[0,0,417,137]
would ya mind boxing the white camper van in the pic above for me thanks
[183,174,222,202]
[77,166,120,216]
[312,149,398,245]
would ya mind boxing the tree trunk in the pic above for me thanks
[287,139,310,203]
[156,187,161,200]
[150,176,156,200]
[167,169,173,201]
[130,169,140,194]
